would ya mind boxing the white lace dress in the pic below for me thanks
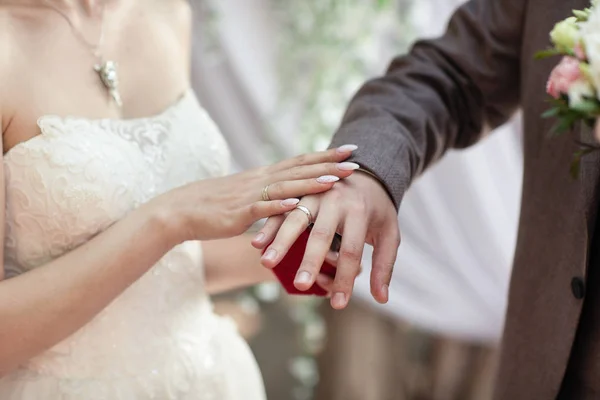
[0,90,267,400]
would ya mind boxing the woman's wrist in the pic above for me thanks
[137,200,184,249]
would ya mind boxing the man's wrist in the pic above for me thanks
[352,167,398,210]
[355,167,382,182]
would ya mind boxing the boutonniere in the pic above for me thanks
[536,1,600,177]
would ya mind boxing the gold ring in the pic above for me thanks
[295,205,313,225]
[261,185,271,201]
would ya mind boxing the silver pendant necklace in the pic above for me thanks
[43,1,122,108]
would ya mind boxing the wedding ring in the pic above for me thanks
[261,185,271,201]
[295,205,313,226]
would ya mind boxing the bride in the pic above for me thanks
[0,0,356,398]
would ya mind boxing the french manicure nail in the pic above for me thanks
[332,292,347,308]
[336,162,360,171]
[253,232,265,243]
[317,175,340,184]
[295,271,312,285]
[281,198,300,206]
[337,144,358,153]
[263,249,277,261]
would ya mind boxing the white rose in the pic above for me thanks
[568,79,595,107]
[583,33,600,98]
[550,17,580,51]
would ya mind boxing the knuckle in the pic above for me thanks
[221,214,238,233]
[248,202,262,218]
[324,189,343,202]
[294,153,308,165]
[269,181,284,197]
[255,165,269,177]
[340,243,362,262]
[311,226,333,241]
[288,165,304,180]
[347,201,367,214]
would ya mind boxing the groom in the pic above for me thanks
[260,0,600,398]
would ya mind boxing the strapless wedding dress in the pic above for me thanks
[0,90,266,399]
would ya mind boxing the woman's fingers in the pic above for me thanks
[272,161,359,183]
[240,198,301,226]
[264,174,354,201]
[270,145,358,172]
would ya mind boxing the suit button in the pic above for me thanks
[571,277,585,299]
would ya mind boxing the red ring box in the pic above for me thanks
[264,228,337,296]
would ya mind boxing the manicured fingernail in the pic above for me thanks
[382,284,389,301]
[253,232,265,243]
[317,175,340,184]
[281,198,300,206]
[337,144,358,153]
[332,292,347,308]
[263,249,277,261]
[336,162,360,171]
[295,271,312,285]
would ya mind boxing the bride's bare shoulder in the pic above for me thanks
[0,4,25,135]
[0,6,11,135]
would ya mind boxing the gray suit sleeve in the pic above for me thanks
[330,0,528,208]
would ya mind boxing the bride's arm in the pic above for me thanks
[0,195,177,375]
[203,235,275,295]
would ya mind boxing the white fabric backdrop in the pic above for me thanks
[191,0,523,344]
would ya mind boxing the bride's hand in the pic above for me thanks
[147,145,359,243]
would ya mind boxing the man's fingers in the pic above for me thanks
[370,222,401,304]
[260,198,320,268]
[293,204,340,291]
[316,273,335,295]
[330,214,368,310]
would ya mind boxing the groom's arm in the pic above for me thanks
[257,0,529,309]
[330,0,527,207]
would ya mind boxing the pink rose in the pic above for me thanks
[575,43,587,60]
[546,56,583,99]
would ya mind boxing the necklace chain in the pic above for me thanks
[40,1,122,108]
[42,1,106,60]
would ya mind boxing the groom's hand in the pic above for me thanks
[252,171,400,309]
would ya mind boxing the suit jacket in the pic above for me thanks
[330,0,600,398]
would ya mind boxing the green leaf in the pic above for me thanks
[542,107,561,118]
[534,48,564,59]
[549,112,581,137]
